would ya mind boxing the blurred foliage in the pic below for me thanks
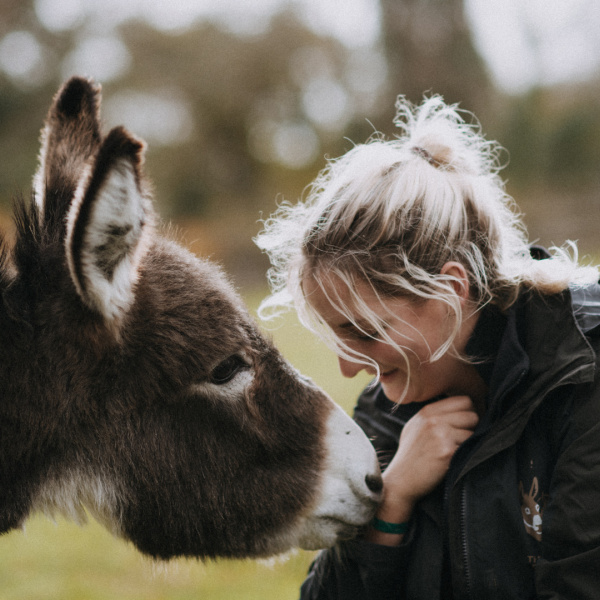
[0,0,599,284]
[500,86,600,188]
[116,15,371,217]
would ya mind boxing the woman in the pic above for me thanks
[256,96,600,599]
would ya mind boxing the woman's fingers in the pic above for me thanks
[382,395,480,503]
[410,396,479,437]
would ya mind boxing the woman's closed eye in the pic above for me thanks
[354,330,381,342]
[340,323,385,343]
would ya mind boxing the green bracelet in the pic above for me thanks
[371,517,409,535]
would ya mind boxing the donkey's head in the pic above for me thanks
[0,77,381,560]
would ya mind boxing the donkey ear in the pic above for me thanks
[65,126,154,326]
[530,477,539,498]
[34,77,101,228]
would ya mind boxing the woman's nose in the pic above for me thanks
[337,356,365,378]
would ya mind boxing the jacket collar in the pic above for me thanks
[455,286,598,482]
[519,286,597,390]
[483,285,597,415]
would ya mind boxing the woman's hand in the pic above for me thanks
[366,396,479,545]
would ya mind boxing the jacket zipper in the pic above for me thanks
[460,483,472,599]
[455,366,528,598]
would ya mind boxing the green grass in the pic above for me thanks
[0,288,370,599]
[0,515,318,599]
[0,514,319,599]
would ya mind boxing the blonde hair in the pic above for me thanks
[255,96,598,379]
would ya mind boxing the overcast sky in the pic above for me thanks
[465,0,600,93]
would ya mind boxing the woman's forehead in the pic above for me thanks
[304,274,396,324]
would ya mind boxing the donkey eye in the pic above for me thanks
[210,355,249,385]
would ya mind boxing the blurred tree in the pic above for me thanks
[0,0,599,276]
[114,14,363,216]
[377,0,495,128]
[0,0,29,34]
[0,3,388,218]
[499,84,600,187]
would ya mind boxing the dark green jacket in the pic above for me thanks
[300,285,600,599]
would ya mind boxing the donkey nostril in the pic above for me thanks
[365,474,383,495]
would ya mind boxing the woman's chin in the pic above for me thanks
[380,380,430,405]
[379,377,406,404]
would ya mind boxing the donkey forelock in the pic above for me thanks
[0,77,381,560]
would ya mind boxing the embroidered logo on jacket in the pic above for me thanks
[519,476,546,542]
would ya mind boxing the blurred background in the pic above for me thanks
[2,0,600,285]
[0,0,599,597]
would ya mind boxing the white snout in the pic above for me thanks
[297,403,382,550]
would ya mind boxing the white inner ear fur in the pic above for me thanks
[32,126,50,213]
[66,158,153,324]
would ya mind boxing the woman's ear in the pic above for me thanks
[440,262,470,302]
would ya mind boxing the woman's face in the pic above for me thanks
[304,269,478,404]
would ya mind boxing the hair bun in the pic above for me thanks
[395,95,489,175]
[411,145,449,169]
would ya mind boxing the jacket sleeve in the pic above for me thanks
[299,539,410,600]
[535,372,600,598]
[299,385,411,600]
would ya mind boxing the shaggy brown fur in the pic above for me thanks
[0,78,380,560]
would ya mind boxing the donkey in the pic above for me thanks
[0,77,381,561]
